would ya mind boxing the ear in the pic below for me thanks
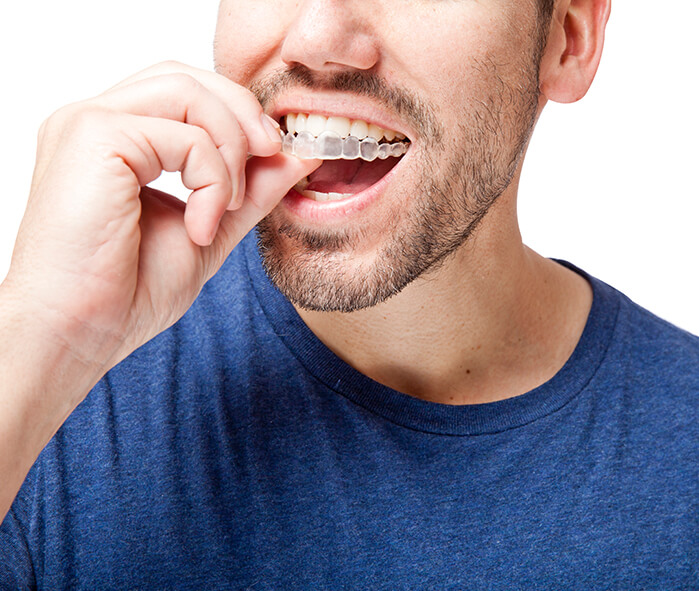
[539,0,612,103]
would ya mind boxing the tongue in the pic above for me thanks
[305,158,399,194]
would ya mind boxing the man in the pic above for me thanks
[0,0,696,587]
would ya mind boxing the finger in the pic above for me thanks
[114,114,233,246]
[243,155,321,218]
[203,155,321,278]
[93,75,253,203]
[108,62,282,157]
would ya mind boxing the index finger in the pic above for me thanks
[110,61,280,157]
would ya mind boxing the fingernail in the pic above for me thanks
[260,113,282,144]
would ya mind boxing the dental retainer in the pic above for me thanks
[281,130,409,161]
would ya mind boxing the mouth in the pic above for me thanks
[279,112,411,203]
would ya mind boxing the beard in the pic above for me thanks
[251,54,542,313]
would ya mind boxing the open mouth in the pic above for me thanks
[280,113,411,203]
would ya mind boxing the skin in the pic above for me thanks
[0,0,610,522]
[215,0,608,402]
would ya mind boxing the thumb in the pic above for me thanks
[203,153,320,279]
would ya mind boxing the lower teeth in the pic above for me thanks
[282,130,409,161]
[301,189,353,202]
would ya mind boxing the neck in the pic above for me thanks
[295,188,592,405]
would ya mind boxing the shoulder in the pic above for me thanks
[562,260,699,389]
[581,275,698,442]
[556,262,698,434]
[606,285,699,386]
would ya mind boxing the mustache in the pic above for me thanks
[248,65,443,142]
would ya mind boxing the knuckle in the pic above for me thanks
[162,72,203,96]
[156,59,186,72]
[136,60,188,80]
[62,105,108,138]
[37,117,52,145]
[39,102,99,144]
[39,104,75,139]
[189,124,211,145]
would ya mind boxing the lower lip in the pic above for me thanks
[279,152,408,223]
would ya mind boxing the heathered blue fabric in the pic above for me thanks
[1,230,697,589]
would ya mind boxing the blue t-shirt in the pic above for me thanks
[1,232,697,589]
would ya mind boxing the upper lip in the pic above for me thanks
[269,92,413,142]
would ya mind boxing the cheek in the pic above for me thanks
[416,35,535,133]
[386,11,510,124]
[214,1,287,85]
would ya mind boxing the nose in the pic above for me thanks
[280,0,380,72]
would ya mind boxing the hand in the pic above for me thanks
[3,61,318,375]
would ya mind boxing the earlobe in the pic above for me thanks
[539,0,612,104]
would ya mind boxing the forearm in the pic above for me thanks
[0,285,107,523]
[0,61,316,525]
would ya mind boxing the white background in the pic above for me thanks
[1,1,697,334]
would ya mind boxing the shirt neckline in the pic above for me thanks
[242,233,620,436]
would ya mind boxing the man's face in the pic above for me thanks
[215,0,546,312]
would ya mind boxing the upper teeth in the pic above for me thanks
[284,113,406,142]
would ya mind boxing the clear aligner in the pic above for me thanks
[281,130,409,161]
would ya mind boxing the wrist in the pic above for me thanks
[0,280,110,413]
[0,281,111,522]
[1,273,123,375]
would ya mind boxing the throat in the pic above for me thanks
[295,252,594,407]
